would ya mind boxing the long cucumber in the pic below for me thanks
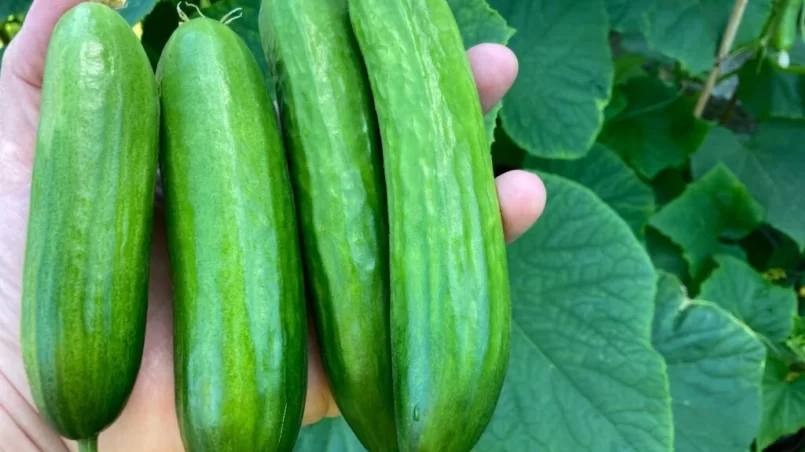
[258,0,396,450]
[349,0,512,450]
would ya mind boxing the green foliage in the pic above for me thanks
[652,272,765,452]
[294,418,363,451]
[649,165,765,279]
[447,0,514,47]
[0,0,31,19]
[606,0,655,33]
[759,357,805,450]
[693,122,805,251]
[599,76,710,179]
[699,255,797,344]
[117,0,158,25]
[738,56,805,120]
[646,0,773,75]
[5,0,805,449]
[525,143,655,237]
[488,0,613,158]
[477,173,672,451]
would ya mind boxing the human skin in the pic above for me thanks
[0,0,547,450]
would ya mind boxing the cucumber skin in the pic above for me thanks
[349,0,511,450]
[774,0,803,51]
[20,3,158,440]
[156,18,307,452]
[258,0,397,450]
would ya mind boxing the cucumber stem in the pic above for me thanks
[78,437,98,452]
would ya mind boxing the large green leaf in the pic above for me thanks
[606,0,656,33]
[737,56,805,120]
[646,227,690,285]
[758,357,805,450]
[294,418,364,451]
[645,0,774,75]
[488,0,613,159]
[448,0,514,48]
[699,255,797,344]
[598,76,710,179]
[649,164,765,279]
[692,123,805,251]
[652,272,765,452]
[525,143,655,237]
[476,173,672,451]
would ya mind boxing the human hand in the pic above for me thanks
[0,0,546,450]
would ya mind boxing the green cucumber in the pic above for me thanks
[349,0,511,450]
[773,0,803,51]
[20,3,158,450]
[258,0,396,450]
[156,15,307,452]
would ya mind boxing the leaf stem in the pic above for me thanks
[78,437,98,452]
[694,0,749,118]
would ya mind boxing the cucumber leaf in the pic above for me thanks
[598,76,710,179]
[737,56,805,120]
[116,0,157,25]
[605,0,656,33]
[699,255,797,344]
[488,0,613,159]
[646,227,690,285]
[652,272,765,452]
[525,143,655,237]
[692,123,805,251]
[758,357,805,450]
[294,418,363,451]
[448,0,514,48]
[477,173,672,451]
[645,0,773,75]
[649,164,765,280]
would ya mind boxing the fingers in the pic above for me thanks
[467,43,519,114]
[496,170,547,244]
[302,318,340,426]
[2,0,87,87]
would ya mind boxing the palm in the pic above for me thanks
[0,1,545,451]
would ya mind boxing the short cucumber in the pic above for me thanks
[349,0,511,450]
[156,16,307,452]
[258,0,396,450]
[20,3,158,450]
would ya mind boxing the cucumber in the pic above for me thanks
[773,0,803,51]
[20,3,158,450]
[257,0,396,450]
[349,0,511,450]
[156,16,307,452]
